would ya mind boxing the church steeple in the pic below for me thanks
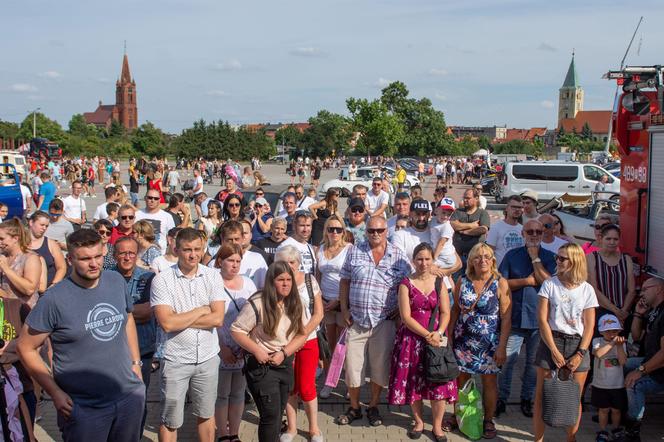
[558,51,584,126]
[120,53,132,84]
[115,49,138,130]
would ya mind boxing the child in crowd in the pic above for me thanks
[591,314,628,442]
[395,215,409,231]
[431,198,457,270]
[106,202,120,226]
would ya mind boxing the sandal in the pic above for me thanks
[337,407,362,425]
[432,433,448,442]
[482,419,497,439]
[229,436,241,442]
[366,406,383,427]
[442,416,458,432]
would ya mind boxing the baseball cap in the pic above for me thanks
[598,314,623,332]
[348,197,365,209]
[255,197,268,206]
[520,190,539,202]
[438,197,456,212]
[410,199,431,212]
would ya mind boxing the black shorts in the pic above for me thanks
[591,386,627,410]
[535,332,591,372]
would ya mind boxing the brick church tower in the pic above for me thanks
[115,53,138,130]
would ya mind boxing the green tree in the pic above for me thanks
[301,110,352,157]
[581,122,593,140]
[494,139,536,155]
[346,97,404,157]
[0,121,20,148]
[108,120,126,138]
[68,114,99,138]
[131,122,167,157]
[17,112,66,143]
[273,125,303,150]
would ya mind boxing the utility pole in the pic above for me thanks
[31,107,41,138]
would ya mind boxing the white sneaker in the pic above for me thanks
[319,385,333,399]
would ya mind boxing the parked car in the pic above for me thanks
[322,166,401,197]
[496,161,620,203]
[0,164,25,219]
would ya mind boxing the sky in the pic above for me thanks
[2,0,663,134]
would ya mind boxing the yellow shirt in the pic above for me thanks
[396,168,407,184]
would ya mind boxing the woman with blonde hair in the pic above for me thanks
[316,214,350,399]
[449,242,511,439]
[533,243,598,442]
[132,220,161,268]
[231,262,307,442]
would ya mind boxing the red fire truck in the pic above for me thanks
[606,65,664,280]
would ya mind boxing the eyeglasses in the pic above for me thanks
[96,230,112,237]
[120,215,135,220]
[49,212,62,217]
[116,251,137,258]
[145,196,160,201]
[367,228,386,235]
[327,227,344,234]
[543,223,554,229]
[372,182,382,186]
[525,229,543,235]
[555,255,570,262]
[227,203,240,208]
[593,223,609,230]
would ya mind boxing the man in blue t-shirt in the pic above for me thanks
[37,172,56,211]
[496,219,557,418]
[18,229,145,442]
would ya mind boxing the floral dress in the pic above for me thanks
[388,277,458,405]
[453,276,501,374]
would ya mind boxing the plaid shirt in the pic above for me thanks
[340,241,411,328]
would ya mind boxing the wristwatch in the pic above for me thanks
[531,258,542,264]
[132,360,144,367]
[638,364,647,374]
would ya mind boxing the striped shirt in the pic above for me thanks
[151,264,227,364]
[593,251,629,308]
[340,241,411,328]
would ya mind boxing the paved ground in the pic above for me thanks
[33,162,664,441]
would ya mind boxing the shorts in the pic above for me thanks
[88,180,95,187]
[535,332,590,372]
[160,356,220,429]
[291,338,319,401]
[217,369,246,405]
[324,310,345,327]
[344,319,395,388]
[591,386,627,410]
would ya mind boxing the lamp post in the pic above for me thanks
[30,107,41,138]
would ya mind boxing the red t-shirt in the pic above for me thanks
[110,226,134,245]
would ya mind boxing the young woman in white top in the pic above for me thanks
[275,246,325,442]
[316,215,351,399]
[214,243,257,442]
[533,243,598,442]
[197,200,223,239]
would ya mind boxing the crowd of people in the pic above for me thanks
[0,156,659,442]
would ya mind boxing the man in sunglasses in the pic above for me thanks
[539,213,568,254]
[496,219,556,418]
[135,189,175,251]
[111,205,137,245]
[366,177,389,218]
[345,197,367,244]
[45,198,74,251]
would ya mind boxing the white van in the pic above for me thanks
[496,161,620,202]
[0,151,27,176]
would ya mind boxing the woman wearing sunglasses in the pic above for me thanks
[222,195,244,222]
[93,218,117,270]
[581,214,615,255]
[316,215,351,399]
[533,243,598,442]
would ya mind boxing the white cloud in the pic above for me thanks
[537,42,557,52]
[374,77,392,87]
[213,59,243,71]
[434,92,447,101]
[10,83,38,93]
[540,100,554,109]
[289,47,325,57]
[39,70,61,79]
[429,68,448,76]
[206,90,227,97]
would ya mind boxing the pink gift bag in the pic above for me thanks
[324,328,348,388]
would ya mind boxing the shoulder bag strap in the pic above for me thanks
[223,286,240,311]
[305,273,314,314]
[462,276,495,314]
[248,298,260,324]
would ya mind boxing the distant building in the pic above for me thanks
[83,52,138,131]
[558,53,584,123]
[449,125,507,140]
[503,127,547,143]
[559,110,612,142]
[244,122,311,139]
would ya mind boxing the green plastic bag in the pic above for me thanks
[455,378,484,440]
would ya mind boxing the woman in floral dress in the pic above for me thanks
[388,243,458,442]
[449,243,511,439]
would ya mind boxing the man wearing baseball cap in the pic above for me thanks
[345,197,367,244]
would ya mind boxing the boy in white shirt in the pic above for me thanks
[431,198,457,269]
[591,314,628,442]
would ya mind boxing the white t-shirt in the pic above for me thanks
[276,237,316,274]
[135,209,176,251]
[591,337,626,389]
[193,175,204,195]
[430,221,456,268]
[392,227,432,261]
[20,184,31,212]
[93,202,109,221]
[62,195,87,220]
[478,195,487,210]
[366,190,389,218]
[538,277,598,336]
[435,163,445,176]
[240,250,268,290]
[298,276,322,341]
[486,220,525,266]
[541,236,568,255]
[296,196,316,212]
[167,170,180,186]
[150,255,177,273]
[317,244,351,301]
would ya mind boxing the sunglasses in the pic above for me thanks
[145,196,160,201]
[96,230,112,237]
[227,203,241,208]
[555,255,570,262]
[543,223,554,229]
[327,227,344,234]
[593,223,609,230]
[255,192,264,196]
[350,207,365,214]
[525,229,543,235]
[120,215,135,220]
[367,228,386,234]
[48,212,62,217]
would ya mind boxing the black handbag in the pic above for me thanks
[542,369,580,428]
[305,274,331,360]
[423,278,459,384]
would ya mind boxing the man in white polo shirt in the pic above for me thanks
[62,180,87,230]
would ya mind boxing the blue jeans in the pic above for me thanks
[625,357,664,421]
[130,192,139,206]
[498,328,540,402]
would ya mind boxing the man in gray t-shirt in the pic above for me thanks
[44,199,74,251]
[18,229,145,442]
[450,188,491,257]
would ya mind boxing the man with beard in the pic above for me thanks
[18,229,145,441]
[496,219,556,418]
[276,212,317,274]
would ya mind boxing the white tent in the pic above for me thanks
[473,148,489,157]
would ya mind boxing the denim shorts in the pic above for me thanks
[535,331,590,372]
